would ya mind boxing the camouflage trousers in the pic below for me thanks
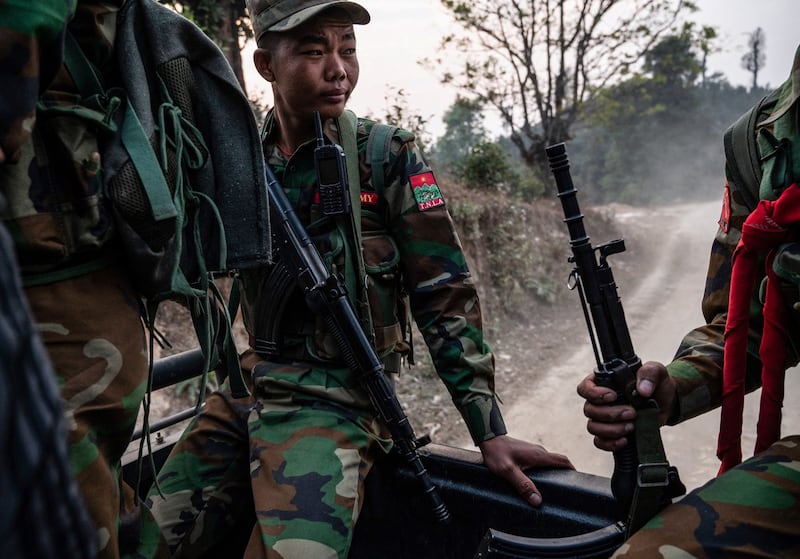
[0,217,95,559]
[26,265,170,559]
[149,353,391,558]
[614,434,800,558]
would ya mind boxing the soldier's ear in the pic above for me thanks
[253,48,275,82]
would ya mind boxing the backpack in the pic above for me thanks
[723,88,782,210]
[719,75,800,471]
[51,0,271,398]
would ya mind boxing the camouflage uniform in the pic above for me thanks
[616,46,800,557]
[149,112,506,557]
[0,2,168,557]
[0,3,96,557]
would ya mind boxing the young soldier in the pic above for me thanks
[577,45,800,556]
[149,1,574,557]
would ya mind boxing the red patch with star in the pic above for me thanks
[410,171,445,211]
[719,182,731,233]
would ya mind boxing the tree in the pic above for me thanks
[572,27,767,206]
[430,0,695,195]
[162,0,251,92]
[458,141,514,190]
[644,27,702,89]
[431,96,487,175]
[741,27,766,91]
[380,89,434,152]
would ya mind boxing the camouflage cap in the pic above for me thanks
[248,0,371,44]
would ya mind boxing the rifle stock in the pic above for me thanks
[264,163,451,524]
[545,143,642,520]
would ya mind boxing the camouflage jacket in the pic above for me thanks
[667,45,800,424]
[0,1,125,283]
[0,0,76,162]
[239,110,506,445]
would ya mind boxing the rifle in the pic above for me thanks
[264,160,451,524]
[545,143,683,533]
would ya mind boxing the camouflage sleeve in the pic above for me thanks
[381,135,507,445]
[0,0,77,162]
[665,171,766,424]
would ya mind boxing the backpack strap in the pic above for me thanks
[64,30,177,224]
[723,90,782,210]
[337,110,373,336]
[366,122,399,196]
[63,32,104,96]
[364,121,416,367]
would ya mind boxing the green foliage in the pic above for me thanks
[161,0,250,47]
[448,189,563,312]
[644,29,702,89]
[568,28,770,205]
[455,140,545,199]
[431,96,487,175]
[431,0,695,195]
[457,142,512,190]
[380,88,433,152]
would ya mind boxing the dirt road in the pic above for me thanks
[474,199,800,492]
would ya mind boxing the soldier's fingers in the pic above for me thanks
[635,361,669,397]
[503,467,543,507]
[541,451,575,470]
[586,415,634,440]
[0,146,5,163]
[576,373,617,404]
[593,434,629,452]
[583,400,635,423]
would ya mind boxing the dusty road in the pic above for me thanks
[477,199,800,492]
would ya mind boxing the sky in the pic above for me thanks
[244,0,798,139]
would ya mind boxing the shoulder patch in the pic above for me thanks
[719,182,731,233]
[410,171,445,211]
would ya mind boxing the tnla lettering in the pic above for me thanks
[418,198,445,210]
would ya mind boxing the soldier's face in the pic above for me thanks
[254,15,360,124]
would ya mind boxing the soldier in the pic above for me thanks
[577,45,800,556]
[0,2,169,557]
[148,1,574,557]
[0,2,96,557]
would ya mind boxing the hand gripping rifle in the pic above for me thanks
[264,161,451,524]
[545,143,683,534]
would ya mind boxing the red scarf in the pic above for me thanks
[719,183,799,474]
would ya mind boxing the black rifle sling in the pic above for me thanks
[256,118,398,355]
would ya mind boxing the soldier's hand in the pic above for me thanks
[478,435,574,507]
[0,146,5,163]
[577,361,677,452]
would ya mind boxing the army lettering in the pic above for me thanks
[361,191,378,205]
[410,172,445,211]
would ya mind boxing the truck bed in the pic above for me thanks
[122,349,624,558]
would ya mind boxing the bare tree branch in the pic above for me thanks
[434,0,694,191]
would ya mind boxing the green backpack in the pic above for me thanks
[724,81,800,208]
[44,0,271,399]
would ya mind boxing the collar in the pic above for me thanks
[762,44,800,127]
